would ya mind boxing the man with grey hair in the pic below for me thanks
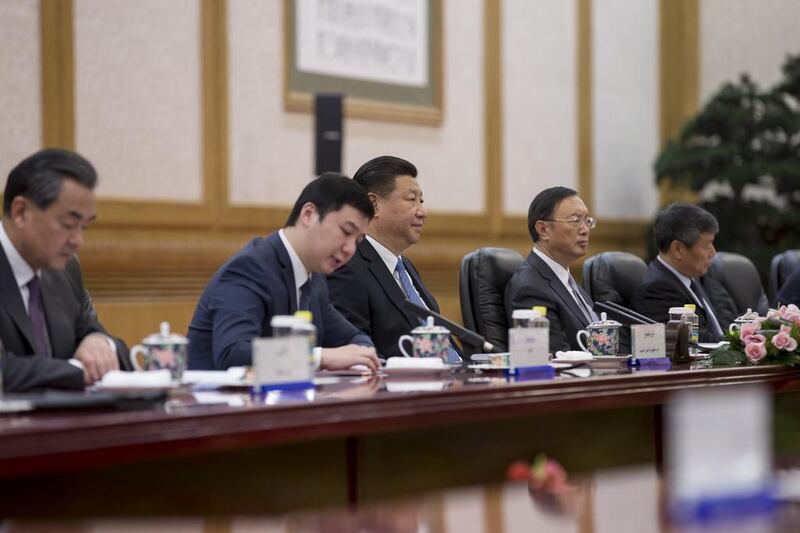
[0,149,130,391]
[631,202,737,341]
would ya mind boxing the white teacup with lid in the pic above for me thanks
[729,308,759,334]
[129,321,189,379]
[575,312,622,355]
[398,316,451,361]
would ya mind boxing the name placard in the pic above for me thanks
[252,337,313,391]
[508,328,549,368]
[632,323,666,358]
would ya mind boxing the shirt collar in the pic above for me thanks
[278,229,310,294]
[533,245,571,287]
[0,222,36,290]
[366,235,399,273]
[657,255,692,291]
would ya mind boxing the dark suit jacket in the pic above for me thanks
[187,232,372,370]
[777,267,800,307]
[0,250,130,392]
[327,239,461,359]
[504,251,593,353]
[630,259,736,342]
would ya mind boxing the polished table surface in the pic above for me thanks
[2,360,800,516]
[7,463,800,532]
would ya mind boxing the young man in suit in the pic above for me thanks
[0,149,130,391]
[631,203,737,341]
[326,156,461,362]
[188,173,380,372]
[505,187,599,352]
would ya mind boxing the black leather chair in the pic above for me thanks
[705,251,769,316]
[459,247,525,354]
[581,251,647,308]
[769,250,800,305]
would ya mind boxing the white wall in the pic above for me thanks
[74,0,202,201]
[700,0,800,102]
[0,0,40,184]
[502,0,578,216]
[592,0,659,220]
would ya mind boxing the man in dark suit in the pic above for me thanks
[631,203,737,341]
[0,149,130,392]
[188,173,380,372]
[326,156,461,362]
[505,187,599,352]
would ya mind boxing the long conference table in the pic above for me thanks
[1,360,800,517]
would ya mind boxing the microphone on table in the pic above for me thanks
[594,301,658,327]
[401,300,500,353]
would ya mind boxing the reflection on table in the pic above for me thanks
[7,464,800,532]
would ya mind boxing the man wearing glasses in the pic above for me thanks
[505,187,598,352]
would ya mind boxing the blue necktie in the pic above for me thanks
[395,257,461,363]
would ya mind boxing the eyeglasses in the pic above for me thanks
[544,216,597,229]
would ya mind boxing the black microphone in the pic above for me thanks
[594,301,657,326]
[401,300,499,353]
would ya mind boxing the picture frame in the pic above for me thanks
[284,0,442,126]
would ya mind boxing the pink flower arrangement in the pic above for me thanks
[771,330,798,352]
[713,307,800,366]
[744,341,767,362]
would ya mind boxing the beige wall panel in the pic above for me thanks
[228,0,484,213]
[74,0,202,201]
[0,1,41,182]
[700,0,800,101]
[502,0,578,216]
[593,466,659,533]
[592,0,658,220]
[228,0,313,207]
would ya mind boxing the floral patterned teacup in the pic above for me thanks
[398,317,451,361]
[129,321,189,379]
[575,313,622,356]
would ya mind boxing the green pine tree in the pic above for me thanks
[654,54,800,284]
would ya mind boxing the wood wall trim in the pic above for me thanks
[658,0,699,207]
[202,0,228,219]
[484,0,503,235]
[40,0,74,149]
[577,0,594,211]
[659,0,699,148]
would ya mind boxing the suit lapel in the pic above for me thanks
[528,252,589,327]
[0,246,36,351]
[267,233,297,313]
[654,260,702,310]
[361,240,419,327]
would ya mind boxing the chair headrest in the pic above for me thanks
[585,252,647,307]
[707,252,768,315]
[464,247,525,351]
